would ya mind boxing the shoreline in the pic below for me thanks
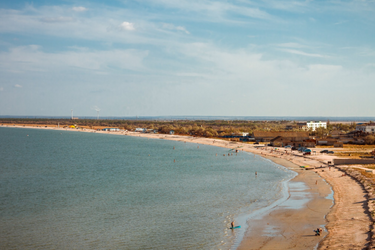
[1,125,373,249]
[236,156,332,249]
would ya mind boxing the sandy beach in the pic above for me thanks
[1,124,373,249]
[237,156,332,250]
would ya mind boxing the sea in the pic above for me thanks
[0,127,296,250]
[1,115,374,122]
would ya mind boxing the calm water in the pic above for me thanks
[0,127,294,249]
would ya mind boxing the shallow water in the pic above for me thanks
[0,127,295,249]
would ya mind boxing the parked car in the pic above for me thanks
[303,152,311,155]
[291,146,298,150]
[284,145,292,148]
[327,151,334,154]
[320,150,329,153]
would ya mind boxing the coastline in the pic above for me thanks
[1,125,373,249]
[237,156,332,249]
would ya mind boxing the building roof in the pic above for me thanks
[357,123,375,127]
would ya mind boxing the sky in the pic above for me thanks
[0,0,374,117]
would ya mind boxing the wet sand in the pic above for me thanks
[237,156,333,250]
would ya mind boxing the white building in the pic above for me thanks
[307,121,327,131]
[356,123,375,133]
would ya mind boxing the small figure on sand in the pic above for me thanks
[314,227,323,236]
[231,221,235,229]
[255,171,257,176]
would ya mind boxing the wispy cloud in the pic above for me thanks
[0,45,149,73]
[144,0,276,21]
[277,43,307,49]
[39,17,75,23]
[279,48,328,58]
[0,1,374,116]
[14,84,22,88]
[162,23,190,34]
[72,6,87,12]
[334,20,348,25]
[308,64,342,71]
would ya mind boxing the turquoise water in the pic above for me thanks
[0,127,295,249]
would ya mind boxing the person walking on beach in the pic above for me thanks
[231,221,235,229]
[314,227,323,236]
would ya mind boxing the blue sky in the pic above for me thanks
[0,0,374,117]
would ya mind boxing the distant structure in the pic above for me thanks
[71,109,73,120]
[356,123,375,133]
[253,131,313,147]
[297,122,307,130]
[102,128,120,132]
[307,121,327,131]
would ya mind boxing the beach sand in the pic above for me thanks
[237,156,332,250]
[1,125,373,249]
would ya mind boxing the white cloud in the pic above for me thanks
[120,22,135,31]
[0,87,3,91]
[14,84,22,88]
[72,6,87,12]
[162,23,190,34]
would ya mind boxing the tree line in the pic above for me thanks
[1,118,372,143]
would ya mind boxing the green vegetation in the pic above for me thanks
[0,119,372,144]
[0,118,302,137]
